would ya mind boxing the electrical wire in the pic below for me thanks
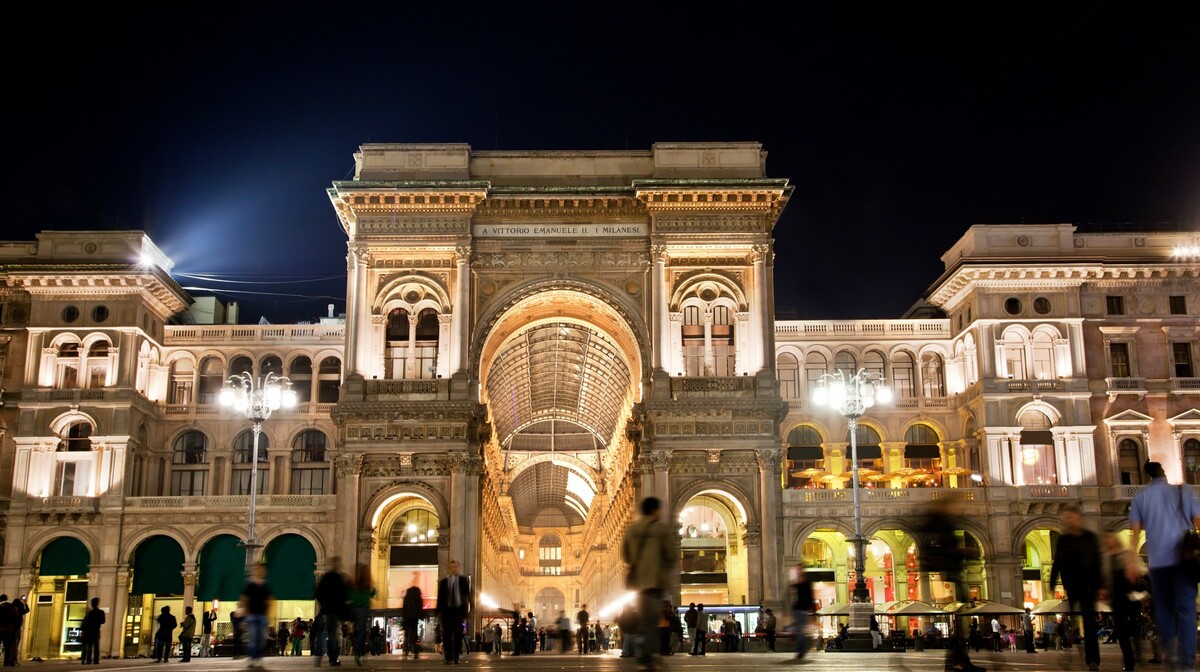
[175,272,345,285]
[180,286,344,301]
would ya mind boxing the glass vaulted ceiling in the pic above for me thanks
[487,322,632,452]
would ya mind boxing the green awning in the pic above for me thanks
[132,536,184,596]
[40,537,90,576]
[197,535,247,601]
[264,535,316,600]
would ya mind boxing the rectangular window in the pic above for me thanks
[56,462,78,496]
[1174,342,1194,378]
[1005,345,1028,380]
[170,470,207,496]
[1171,295,1188,315]
[233,469,268,495]
[1020,444,1057,485]
[170,380,193,405]
[1109,343,1131,378]
[892,366,914,398]
[291,468,328,495]
[1106,295,1125,315]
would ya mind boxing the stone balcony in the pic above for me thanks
[160,401,337,419]
[363,379,450,401]
[783,483,1113,518]
[30,496,99,514]
[668,376,762,399]
[163,324,345,345]
[1105,376,1148,400]
[775,319,951,340]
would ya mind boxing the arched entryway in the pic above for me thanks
[677,492,749,606]
[28,536,92,659]
[125,535,185,658]
[263,534,318,621]
[372,495,441,611]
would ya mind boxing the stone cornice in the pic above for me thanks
[3,265,190,316]
[634,180,790,213]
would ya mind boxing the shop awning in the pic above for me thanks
[264,535,316,600]
[132,536,184,596]
[197,535,247,601]
[904,444,940,458]
[852,445,882,459]
[787,446,824,460]
[40,537,90,576]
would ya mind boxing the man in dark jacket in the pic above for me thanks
[315,555,349,666]
[81,597,105,664]
[436,560,472,664]
[919,496,982,672]
[0,595,18,667]
[1049,504,1103,671]
[401,573,424,660]
[153,606,178,662]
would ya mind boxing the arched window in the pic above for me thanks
[58,421,93,452]
[1118,438,1142,485]
[416,308,440,340]
[230,356,253,377]
[920,353,945,397]
[863,350,886,380]
[197,357,224,405]
[890,351,915,398]
[711,305,735,376]
[260,355,283,377]
[1185,439,1200,486]
[805,352,827,398]
[291,430,329,495]
[168,358,194,405]
[846,425,883,475]
[386,308,410,342]
[1019,410,1056,485]
[56,341,80,388]
[171,431,208,496]
[85,341,110,388]
[318,357,341,403]
[786,426,824,489]
[903,423,942,475]
[413,309,440,378]
[389,508,439,545]
[1032,331,1056,380]
[232,430,269,495]
[834,351,856,378]
[1004,332,1028,380]
[538,535,563,575]
[289,356,313,403]
[777,353,799,400]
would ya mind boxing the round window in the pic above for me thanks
[62,306,80,323]
[1004,298,1022,315]
[1033,297,1051,315]
[92,306,109,323]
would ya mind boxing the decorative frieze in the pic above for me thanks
[356,215,471,235]
[654,214,764,233]
[344,422,469,442]
[472,251,648,270]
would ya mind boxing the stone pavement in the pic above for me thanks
[20,648,1137,672]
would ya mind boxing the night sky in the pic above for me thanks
[3,2,1198,324]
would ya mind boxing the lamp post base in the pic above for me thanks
[841,602,878,652]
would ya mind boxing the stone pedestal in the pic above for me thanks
[841,602,877,651]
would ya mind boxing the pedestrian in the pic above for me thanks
[692,603,708,656]
[278,623,291,657]
[240,562,273,669]
[401,573,423,660]
[436,559,471,664]
[291,618,306,656]
[1048,504,1102,669]
[989,617,1002,653]
[348,563,375,666]
[315,555,349,666]
[1130,460,1200,671]
[684,603,698,654]
[762,608,777,652]
[918,495,983,672]
[790,564,815,659]
[81,597,105,664]
[1021,607,1036,654]
[201,608,216,658]
[558,611,573,654]
[576,604,590,654]
[621,496,677,672]
[658,601,673,656]
[1106,533,1144,672]
[9,597,27,665]
[178,605,196,663]
[153,606,177,663]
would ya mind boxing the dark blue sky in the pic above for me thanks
[4,2,1198,323]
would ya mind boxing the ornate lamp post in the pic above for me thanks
[220,371,296,573]
[812,369,892,603]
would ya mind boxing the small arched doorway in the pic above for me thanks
[677,492,749,606]
[373,496,441,611]
[29,537,92,659]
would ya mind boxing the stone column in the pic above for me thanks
[354,248,373,379]
[405,314,418,378]
[1067,321,1087,378]
[735,312,751,375]
[333,453,365,562]
[181,563,197,608]
[668,313,684,376]
[702,311,714,375]
[651,245,670,372]
[743,526,763,605]
[25,330,44,386]
[448,454,483,632]
[107,566,131,659]
[756,448,784,611]
[750,243,773,374]
[978,323,996,378]
[452,246,471,376]
[344,248,362,377]
[436,313,453,379]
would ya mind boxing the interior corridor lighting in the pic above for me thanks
[812,368,892,603]
[219,371,296,574]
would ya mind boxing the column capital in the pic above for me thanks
[438,313,454,324]
[650,245,669,263]
[334,452,365,477]
[350,245,372,264]
[454,246,472,264]
[370,314,387,325]
[756,448,783,472]
[750,243,773,263]
[182,570,197,587]
[742,523,762,547]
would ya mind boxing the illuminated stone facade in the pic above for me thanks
[0,145,1198,658]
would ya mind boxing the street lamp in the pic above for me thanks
[811,369,891,603]
[219,371,296,573]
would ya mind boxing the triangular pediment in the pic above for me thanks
[1168,408,1200,428]
[1104,409,1154,427]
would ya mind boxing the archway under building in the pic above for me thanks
[125,535,186,658]
[372,495,441,611]
[475,287,644,616]
[28,536,92,660]
[678,493,749,606]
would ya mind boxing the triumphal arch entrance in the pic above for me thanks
[327,143,791,620]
